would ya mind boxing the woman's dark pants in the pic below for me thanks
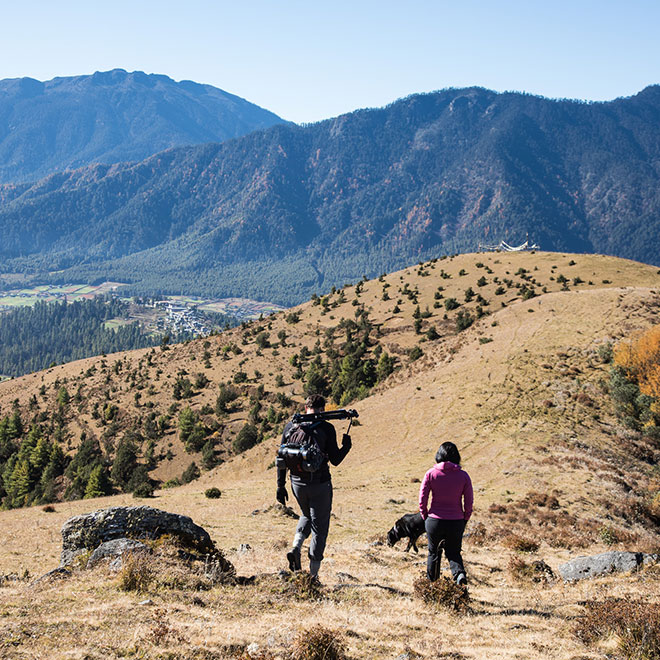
[425,517,466,581]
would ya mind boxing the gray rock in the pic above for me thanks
[87,538,151,568]
[31,567,71,585]
[108,557,123,571]
[558,551,659,581]
[60,505,216,566]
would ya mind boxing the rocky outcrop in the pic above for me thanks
[60,505,216,566]
[558,551,659,582]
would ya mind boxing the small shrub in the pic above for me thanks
[181,462,201,484]
[280,571,325,601]
[523,491,560,509]
[132,482,155,498]
[576,391,594,406]
[456,310,474,332]
[599,525,619,546]
[42,505,56,513]
[521,285,536,300]
[574,598,660,659]
[290,624,347,660]
[118,552,153,592]
[233,371,248,384]
[233,423,259,453]
[597,342,614,364]
[503,534,539,553]
[466,521,488,546]
[205,487,222,499]
[508,556,554,584]
[412,575,470,613]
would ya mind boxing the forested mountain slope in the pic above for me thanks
[1,86,660,304]
[0,69,285,183]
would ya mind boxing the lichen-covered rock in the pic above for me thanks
[558,551,659,582]
[60,505,216,566]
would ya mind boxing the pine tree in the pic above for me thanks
[8,459,32,508]
[376,352,395,382]
[178,406,196,445]
[7,411,23,440]
[111,436,138,491]
[233,424,259,454]
[30,434,52,472]
[57,386,70,408]
[84,464,111,499]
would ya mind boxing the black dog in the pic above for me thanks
[387,512,426,553]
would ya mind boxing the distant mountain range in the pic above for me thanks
[0,69,285,183]
[1,83,659,305]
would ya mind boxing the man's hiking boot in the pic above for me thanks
[456,573,468,587]
[286,548,301,572]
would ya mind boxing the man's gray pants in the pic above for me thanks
[291,479,333,562]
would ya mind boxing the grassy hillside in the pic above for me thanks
[0,251,659,658]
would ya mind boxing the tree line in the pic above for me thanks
[0,297,158,377]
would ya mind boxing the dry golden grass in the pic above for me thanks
[1,251,660,658]
[2,526,659,659]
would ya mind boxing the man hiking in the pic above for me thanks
[276,393,352,579]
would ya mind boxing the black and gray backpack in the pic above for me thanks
[277,421,327,474]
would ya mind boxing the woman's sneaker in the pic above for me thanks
[286,548,301,571]
[456,573,468,586]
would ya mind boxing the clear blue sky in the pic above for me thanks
[1,0,658,123]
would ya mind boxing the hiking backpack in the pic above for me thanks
[277,421,327,474]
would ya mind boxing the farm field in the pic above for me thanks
[0,284,284,321]
[0,282,127,309]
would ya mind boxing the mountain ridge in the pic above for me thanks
[1,84,660,304]
[0,68,286,184]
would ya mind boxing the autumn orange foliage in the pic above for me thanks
[614,325,660,405]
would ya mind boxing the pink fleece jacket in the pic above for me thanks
[419,461,473,521]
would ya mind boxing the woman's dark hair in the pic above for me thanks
[435,442,461,465]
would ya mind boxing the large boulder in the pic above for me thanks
[60,505,216,566]
[558,551,659,582]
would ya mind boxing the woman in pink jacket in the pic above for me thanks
[418,442,473,585]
